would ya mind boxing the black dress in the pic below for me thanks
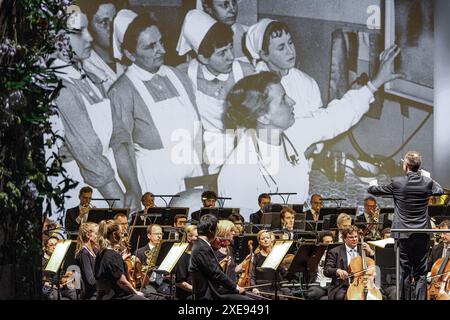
[175,252,192,300]
[94,248,138,300]
[76,246,97,299]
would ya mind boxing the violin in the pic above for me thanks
[427,248,450,300]
[346,234,383,300]
[237,240,253,287]
[122,233,144,289]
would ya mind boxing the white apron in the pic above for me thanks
[125,65,202,195]
[188,59,244,174]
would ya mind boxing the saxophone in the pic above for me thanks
[142,243,161,274]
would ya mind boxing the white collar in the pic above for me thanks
[128,63,165,81]
[148,243,155,250]
[201,63,230,81]
[53,58,83,82]
[345,244,357,253]
[199,237,211,247]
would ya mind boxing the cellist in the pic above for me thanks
[323,226,375,300]
[427,220,450,271]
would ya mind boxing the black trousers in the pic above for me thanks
[397,234,429,300]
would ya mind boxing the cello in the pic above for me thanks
[427,248,450,300]
[346,233,383,300]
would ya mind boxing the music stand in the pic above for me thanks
[87,208,130,223]
[199,207,239,220]
[129,226,149,254]
[154,242,189,300]
[261,212,281,229]
[429,205,450,218]
[233,234,258,263]
[139,207,189,226]
[259,240,293,300]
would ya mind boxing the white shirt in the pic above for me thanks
[345,244,359,266]
[218,86,374,218]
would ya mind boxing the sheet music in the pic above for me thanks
[44,240,72,273]
[367,237,394,248]
[157,243,189,273]
[261,241,293,270]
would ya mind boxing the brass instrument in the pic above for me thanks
[142,243,161,274]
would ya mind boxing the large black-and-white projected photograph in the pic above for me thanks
[49,0,435,225]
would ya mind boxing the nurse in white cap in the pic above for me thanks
[108,14,204,210]
[196,0,249,61]
[177,9,254,175]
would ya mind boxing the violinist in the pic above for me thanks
[228,213,245,235]
[170,214,187,240]
[75,222,99,299]
[189,214,250,300]
[174,225,198,300]
[212,220,239,284]
[249,230,292,299]
[307,231,334,300]
[65,186,94,232]
[323,226,374,300]
[280,207,295,240]
[114,212,129,236]
[94,220,147,300]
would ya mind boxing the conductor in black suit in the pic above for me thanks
[324,225,375,300]
[189,214,250,300]
[65,186,93,232]
[249,193,271,232]
[367,151,443,300]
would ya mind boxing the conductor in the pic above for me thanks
[367,151,443,300]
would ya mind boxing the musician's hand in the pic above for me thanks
[336,269,349,280]
[122,252,131,261]
[135,291,144,297]
[236,285,245,294]
[252,288,260,295]
[362,243,375,256]
[219,256,231,266]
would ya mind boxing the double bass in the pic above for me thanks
[346,234,383,300]
[427,248,450,300]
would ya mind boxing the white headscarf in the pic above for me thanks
[176,9,217,56]
[245,18,275,71]
[112,9,138,61]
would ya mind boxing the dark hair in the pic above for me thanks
[197,214,218,236]
[224,71,281,130]
[201,190,217,201]
[258,193,271,204]
[404,151,422,172]
[141,192,154,203]
[198,22,233,59]
[77,0,124,22]
[364,196,376,204]
[261,21,291,54]
[319,231,334,242]
[174,214,187,224]
[310,194,322,202]
[381,227,391,238]
[79,186,93,196]
[438,220,450,228]
[280,206,295,220]
[228,213,244,224]
[342,226,360,239]
[121,13,160,64]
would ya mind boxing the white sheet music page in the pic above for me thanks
[261,240,293,270]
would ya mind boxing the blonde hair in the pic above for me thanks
[337,213,352,227]
[184,225,198,252]
[254,229,274,254]
[216,219,236,239]
[75,222,98,257]
[97,220,120,252]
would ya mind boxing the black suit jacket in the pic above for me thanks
[65,206,80,232]
[189,238,237,300]
[304,210,322,231]
[367,171,443,239]
[249,210,263,233]
[323,244,349,300]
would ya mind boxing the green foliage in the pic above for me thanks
[0,0,76,299]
